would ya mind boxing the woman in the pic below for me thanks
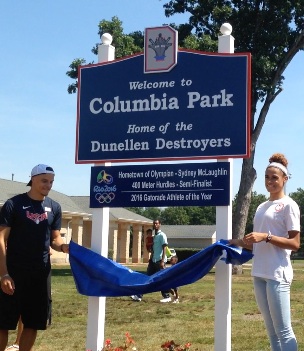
[230,153,300,351]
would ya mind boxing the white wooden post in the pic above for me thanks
[86,33,115,351]
[214,23,234,351]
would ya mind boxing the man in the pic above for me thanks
[148,219,171,302]
[131,219,171,303]
[0,164,69,351]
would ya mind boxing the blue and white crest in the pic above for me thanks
[144,26,178,73]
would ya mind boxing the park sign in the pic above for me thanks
[76,28,251,164]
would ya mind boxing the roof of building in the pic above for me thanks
[0,179,152,224]
[161,225,216,239]
[71,196,152,224]
[0,178,86,214]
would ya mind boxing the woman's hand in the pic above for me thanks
[243,232,267,244]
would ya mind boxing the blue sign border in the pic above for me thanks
[76,50,251,163]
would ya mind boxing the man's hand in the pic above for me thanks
[0,275,15,295]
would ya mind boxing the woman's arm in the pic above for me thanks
[242,231,300,251]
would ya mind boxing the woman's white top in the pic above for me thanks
[251,196,300,283]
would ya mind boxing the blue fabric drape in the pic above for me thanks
[69,240,253,297]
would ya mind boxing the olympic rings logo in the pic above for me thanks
[97,170,113,184]
[95,192,115,204]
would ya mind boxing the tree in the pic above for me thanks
[184,206,216,225]
[289,188,304,252]
[163,0,304,241]
[142,207,163,221]
[66,16,143,94]
[161,207,189,224]
[126,207,163,221]
[233,191,267,233]
[127,206,216,225]
[66,18,210,93]
[67,4,304,245]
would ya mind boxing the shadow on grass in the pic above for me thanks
[51,268,73,277]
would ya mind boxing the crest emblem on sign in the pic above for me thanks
[144,26,178,73]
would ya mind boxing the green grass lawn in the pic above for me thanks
[7,262,304,351]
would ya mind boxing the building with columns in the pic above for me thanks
[0,179,152,264]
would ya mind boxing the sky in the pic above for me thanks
[0,1,303,198]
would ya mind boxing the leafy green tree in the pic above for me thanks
[289,188,304,253]
[234,191,267,234]
[161,207,190,224]
[126,207,145,216]
[127,206,216,225]
[183,206,216,225]
[161,206,216,225]
[289,188,304,216]
[142,207,163,221]
[66,58,88,94]
[92,17,143,57]
[66,16,143,94]
[164,0,304,240]
[67,6,304,243]
[126,207,162,221]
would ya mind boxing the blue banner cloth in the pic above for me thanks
[69,240,253,297]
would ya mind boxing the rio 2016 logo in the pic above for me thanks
[94,170,116,204]
[97,170,113,184]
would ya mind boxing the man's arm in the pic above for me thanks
[51,229,69,254]
[0,225,15,295]
[0,226,10,277]
[160,244,167,269]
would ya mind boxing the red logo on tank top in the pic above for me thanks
[275,203,284,212]
[26,211,48,224]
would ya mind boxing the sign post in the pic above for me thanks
[214,23,235,351]
[85,34,115,351]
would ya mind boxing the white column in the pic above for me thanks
[132,224,142,263]
[214,23,234,351]
[86,33,115,351]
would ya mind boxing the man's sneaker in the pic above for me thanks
[130,295,142,302]
[172,299,179,304]
[160,297,171,303]
[5,345,19,351]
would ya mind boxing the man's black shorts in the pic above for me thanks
[0,268,51,330]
